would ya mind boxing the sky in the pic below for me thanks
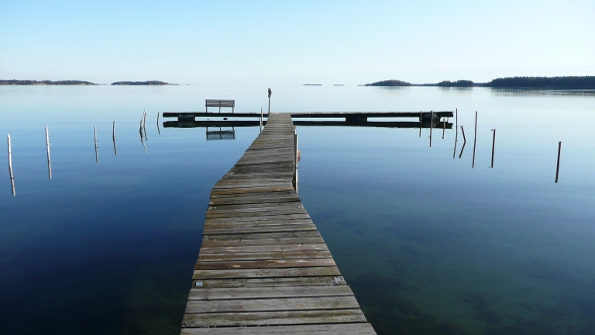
[1,0,594,85]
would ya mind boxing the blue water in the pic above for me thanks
[1,85,594,334]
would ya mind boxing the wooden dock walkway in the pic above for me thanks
[181,113,376,334]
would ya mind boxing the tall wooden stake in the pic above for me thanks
[555,142,562,183]
[490,129,496,168]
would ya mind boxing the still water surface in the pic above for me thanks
[1,85,594,334]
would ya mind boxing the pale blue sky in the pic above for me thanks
[1,0,593,85]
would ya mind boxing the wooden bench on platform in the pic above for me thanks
[206,99,235,113]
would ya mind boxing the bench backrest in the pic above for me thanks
[205,99,235,108]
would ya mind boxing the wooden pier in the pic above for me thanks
[181,113,376,334]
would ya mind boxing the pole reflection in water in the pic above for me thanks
[157,113,161,135]
[458,140,466,159]
[140,120,147,154]
[142,110,148,142]
[8,134,16,195]
[112,121,117,155]
[94,126,99,163]
[45,126,52,179]
[442,118,446,139]
[472,112,477,168]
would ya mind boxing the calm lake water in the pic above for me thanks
[1,85,594,335]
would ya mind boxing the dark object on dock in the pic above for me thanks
[180,114,376,334]
[205,99,235,113]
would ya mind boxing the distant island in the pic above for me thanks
[0,79,97,85]
[365,76,595,89]
[111,80,176,85]
[365,79,412,87]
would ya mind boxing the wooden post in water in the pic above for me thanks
[429,111,433,147]
[112,121,116,140]
[260,108,263,133]
[293,130,299,193]
[555,141,562,183]
[460,126,467,142]
[490,129,496,168]
[8,134,15,195]
[94,126,99,163]
[442,118,446,139]
[419,111,422,138]
[45,126,52,179]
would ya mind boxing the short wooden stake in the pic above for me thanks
[112,121,116,140]
[555,142,562,183]
[94,126,99,163]
[46,126,52,179]
[8,134,15,195]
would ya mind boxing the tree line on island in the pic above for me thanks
[365,76,595,89]
[0,80,175,85]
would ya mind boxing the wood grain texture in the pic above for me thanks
[181,114,375,334]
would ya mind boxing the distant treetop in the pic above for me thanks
[486,76,595,89]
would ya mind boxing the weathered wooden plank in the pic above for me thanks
[181,309,367,327]
[200,237,325,248]
[204,219,314,229]
[186,296,360,313]
[205,214,312,224]
[211,186,295,195]
[198,250,332,261]
[192,266,341,280]
[202,231,322,241]
[192,276,342,289]
[202,224,317,236]
[199,244,330,254]
[205,209,309,219]
[188,285,353,300]
[207,202,305,212]
[195,258,336,270]
[181,323,377,335]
